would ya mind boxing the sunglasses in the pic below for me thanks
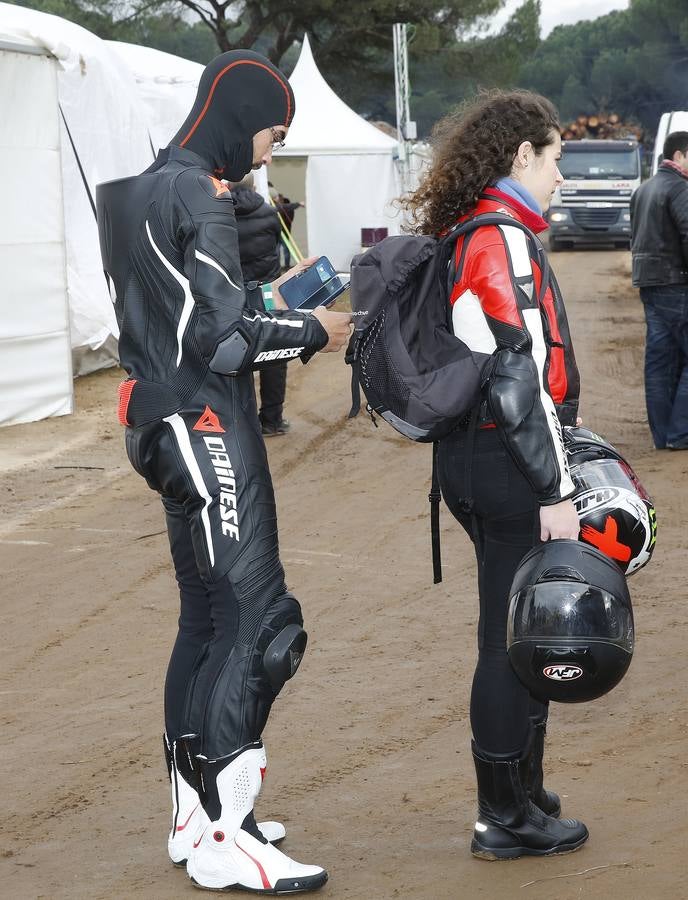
[271,127,286,150]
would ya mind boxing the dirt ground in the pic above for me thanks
[1,248,686,900]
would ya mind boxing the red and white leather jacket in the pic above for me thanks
[450,189,580,504]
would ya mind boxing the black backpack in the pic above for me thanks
[346,212,548,581]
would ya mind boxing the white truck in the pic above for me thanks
[547,139,641,250]
[652,110,688,174]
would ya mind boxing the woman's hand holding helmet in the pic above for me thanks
[540,498,580,541]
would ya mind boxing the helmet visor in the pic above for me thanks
[571,458,653,504]
[508,582,634,652]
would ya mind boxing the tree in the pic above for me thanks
[391,0,541,137]
[559,75,591,122]
[14,0,133,39]
[170,0,505,65]
[518,0,688,137]
[159,0,510,136]
[445,0,540,87]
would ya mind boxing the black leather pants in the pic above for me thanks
[437,426,547,755]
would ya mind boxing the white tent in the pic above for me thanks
[0,3,154,426]
[106,41,202,153]
[273,35,402,270]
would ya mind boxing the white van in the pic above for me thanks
[652,111,688,174]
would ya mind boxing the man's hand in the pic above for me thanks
[312,307,353,352]
[271,256,318,310]
[540,498,580,541]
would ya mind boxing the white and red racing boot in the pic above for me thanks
[164,735,286,867]
[186,743,327,893]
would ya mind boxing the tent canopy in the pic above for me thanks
[107,40,203,152]
[280,34,398,156]
[271,34,402,270]
[106,40,204,84]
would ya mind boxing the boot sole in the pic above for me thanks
[190,871,328,893]
[471,833,588,861]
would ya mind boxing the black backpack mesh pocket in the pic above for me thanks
[359,311,410,419]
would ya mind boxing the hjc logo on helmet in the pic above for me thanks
[574,487,620,515]
[543,665,584,681]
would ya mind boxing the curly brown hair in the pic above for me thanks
[402,90,560,235]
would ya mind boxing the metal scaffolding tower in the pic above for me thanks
[393,23,416,195]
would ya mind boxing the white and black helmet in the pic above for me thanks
[564,426,657,577]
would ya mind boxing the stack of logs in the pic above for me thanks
[561,114,644,142]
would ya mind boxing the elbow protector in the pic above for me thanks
[209,328,251,375]
[487,349,562,503]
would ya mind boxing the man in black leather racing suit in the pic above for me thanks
[96,50,351,894]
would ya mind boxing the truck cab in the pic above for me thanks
[548,139,641,250]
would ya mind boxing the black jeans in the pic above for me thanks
[258,361,288,426]
[438,426,546,756]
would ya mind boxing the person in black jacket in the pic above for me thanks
[96,50,351,893]
[630,130,688,450]
[231,174,291,435]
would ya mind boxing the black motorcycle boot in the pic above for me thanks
[527,713,561,817]
[470,741,589,860]
[165,734,206,867]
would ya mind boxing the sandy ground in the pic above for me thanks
[1,248,686,900]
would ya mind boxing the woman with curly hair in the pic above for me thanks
[404,91,589,860]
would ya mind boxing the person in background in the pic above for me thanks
[630,130,688,450]
[403,90,588,861]
[231,173,292,436]
[269,181,304,270]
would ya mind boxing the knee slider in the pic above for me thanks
[205,594,305,752]
[263,623,307,692]
[256,592,306,694]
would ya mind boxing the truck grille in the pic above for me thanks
[571,208,621,229]
[561,189,631,198]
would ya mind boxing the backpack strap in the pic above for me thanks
[429,441,442,583]
[345,332,361,419]
[447,213,550,305]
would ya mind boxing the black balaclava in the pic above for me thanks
[170,50,296,181]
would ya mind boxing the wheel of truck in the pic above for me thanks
[549,238,561,252]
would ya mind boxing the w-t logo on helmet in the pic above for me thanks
[543,665,584,681]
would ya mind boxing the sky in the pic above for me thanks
[490,0,630,37]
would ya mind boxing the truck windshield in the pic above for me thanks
[559,151,639,180]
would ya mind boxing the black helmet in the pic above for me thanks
[563,426,657,577]
[507,539,634,703]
